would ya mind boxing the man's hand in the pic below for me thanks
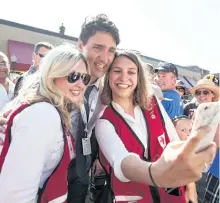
[152,126,216,188]
[92,159,105,176]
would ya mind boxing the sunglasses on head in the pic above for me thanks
[67,71,91,85]
[195,90,212,96]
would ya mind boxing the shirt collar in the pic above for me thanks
[111,101,141,123]
[89,77,102,90]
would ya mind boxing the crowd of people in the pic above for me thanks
[0,14,219,203]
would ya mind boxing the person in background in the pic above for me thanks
[201,75,219,203]
[184,77,219,203]
[154,62,183,120]
[14,41,53,97]
[0,52,15,110]
[184,78,219,117]
[176,80,186,97]
[0,45,90,203]
[172,115,192,141]
[175,80,189,104]
[145,63,163,100]
[173,115,198,203]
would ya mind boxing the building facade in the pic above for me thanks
[0,18,209,87]
[0,19,77,72]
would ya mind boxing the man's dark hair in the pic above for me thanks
[34,42,53,53]
[79,14,120,45]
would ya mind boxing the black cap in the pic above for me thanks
[154,62,178,77]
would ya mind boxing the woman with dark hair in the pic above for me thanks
[95,50,216,203]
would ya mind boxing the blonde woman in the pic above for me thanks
[0,45,91,203]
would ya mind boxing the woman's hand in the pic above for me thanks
[152,126,216,188]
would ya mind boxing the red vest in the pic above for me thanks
[99,97,185,203]
[0,103,75,203]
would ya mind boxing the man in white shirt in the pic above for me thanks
[0,52,15,111]
[13,42,53,97]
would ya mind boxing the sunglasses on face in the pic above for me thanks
[0,62,6,67]
[176,87,185,92]
[195,90,212,96]
[67,71,91,85]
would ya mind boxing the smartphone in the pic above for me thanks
[192,102,220,153]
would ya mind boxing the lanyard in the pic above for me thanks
[66,133,75,160]
[80,105,88,138]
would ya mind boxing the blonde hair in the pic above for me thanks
[101,50,152,110]
[3,45,89,128]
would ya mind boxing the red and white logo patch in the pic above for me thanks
[158,134,166,149]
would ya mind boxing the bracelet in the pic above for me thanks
[149,163,159,187]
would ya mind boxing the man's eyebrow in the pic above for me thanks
[94,44,116,50]
[93,44,104,47]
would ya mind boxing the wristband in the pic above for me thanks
[149,163,159,187]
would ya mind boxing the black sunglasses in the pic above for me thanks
[195,90,212,96]
[67,71,91,85]
[38,53,45,58]
[176,87,185,92]
[0,61,6,67]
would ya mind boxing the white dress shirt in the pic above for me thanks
[0,102,64,203]
[0,79,15,110]
[95,98,179,182]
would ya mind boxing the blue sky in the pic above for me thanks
[0,0,219,73]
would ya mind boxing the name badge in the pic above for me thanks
[82,137,92,155]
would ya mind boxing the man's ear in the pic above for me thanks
[78,40,84,52]
[172,75,177,85]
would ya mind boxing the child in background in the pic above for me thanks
[173,115,193,141]
[173,115,198,203]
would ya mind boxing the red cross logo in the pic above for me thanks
[158,134,166,149]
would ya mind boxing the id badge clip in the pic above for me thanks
[82,137,92,155]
